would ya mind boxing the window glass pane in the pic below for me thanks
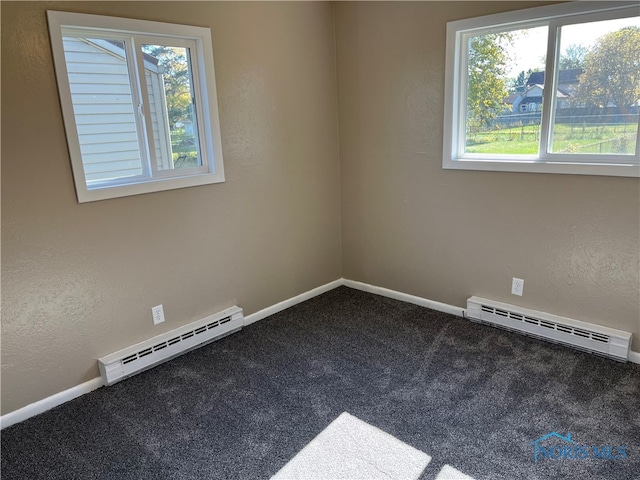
[141,44,202,170]
[62,36,144,184]
[464,26,548,155]
[550,17,640,155]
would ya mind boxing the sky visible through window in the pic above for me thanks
[508,16,640,77]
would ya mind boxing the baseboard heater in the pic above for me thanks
[466,297,631,362]
[99,306,243,385]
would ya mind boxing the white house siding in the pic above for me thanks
[512,84,571,113]
[63,38,171,183]
[145,70,172,171]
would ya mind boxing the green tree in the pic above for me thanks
[467,32,513,129]
[577,27,640,110]
[559,43,588,70]
[142,45,192,128]
[509,69,534,93]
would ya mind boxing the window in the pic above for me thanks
[443,2,640,177]
[47,11,225,202]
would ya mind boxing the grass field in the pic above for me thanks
[170,129,199,167]
[466,123,638,155]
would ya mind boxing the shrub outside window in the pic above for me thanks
[48,11,225,202]
[443,2,640,177]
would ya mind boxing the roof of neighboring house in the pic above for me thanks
[527,68,583,86]
[504,93,520,105]
[505,84,569,105]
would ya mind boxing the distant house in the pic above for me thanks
[511,84,570,113]
[526,68,583,94]
[506,69,582,113]
[63,38,173,183]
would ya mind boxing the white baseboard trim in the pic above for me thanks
[3,278,636,429]
[342,279,466,317]
[243,279,344,326]
[243,278,466,326]
[0,377,104,430]
[1,280,343,430]
[342,281,640,364]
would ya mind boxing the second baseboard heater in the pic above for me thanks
[98,306,243,385]
[466,296,631,362]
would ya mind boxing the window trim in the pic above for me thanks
[47,11,226,202]
[443,1,640,177]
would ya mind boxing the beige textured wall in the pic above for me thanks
[3,0,640,416]
[335,1,640,350]
[1,1,341,414]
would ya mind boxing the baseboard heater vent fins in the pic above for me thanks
[466,297,631,362]
[99,306,243,385]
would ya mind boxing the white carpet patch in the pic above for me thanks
[271,412,431,480]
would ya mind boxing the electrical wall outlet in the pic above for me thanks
[511,278,524,296]
[152,304,165,325]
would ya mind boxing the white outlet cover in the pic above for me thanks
[152,304,165,325]
[511,278,524,296]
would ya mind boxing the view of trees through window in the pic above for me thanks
[464,16,640,156]
[141,44,201,169]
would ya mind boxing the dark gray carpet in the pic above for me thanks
[2,286,639,479]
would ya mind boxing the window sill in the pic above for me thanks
[77,171,226,203]
[442,158,640,177]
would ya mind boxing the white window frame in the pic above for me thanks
[47,11,226,202]
[443,1,640,177]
